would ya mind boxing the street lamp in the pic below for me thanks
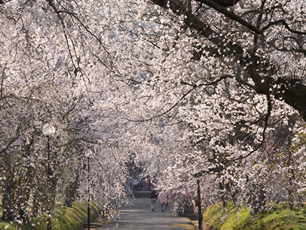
[42,124,56,174]
[42,124,55,230]
[197,178,203,230]
[85,149,93,230]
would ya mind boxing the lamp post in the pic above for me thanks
[197,178,203,230]
[42,124,55,230]
[85,149,93,230]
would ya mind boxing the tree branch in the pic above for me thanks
[150,0,306,123]
[0,0,12,4]
[262,20,306,35]
[196,0,262,34]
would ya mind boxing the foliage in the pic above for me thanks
[203,202,306,230]
[1,0,306,226]
[0,201,100,230]
[133,0,306,214]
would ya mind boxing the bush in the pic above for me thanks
[0,201,100,230]
[0,222,16,230]
[203,202,306,230]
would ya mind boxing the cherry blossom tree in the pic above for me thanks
[2,0,306,225]
[0,0,135,222]
[121,0,306,213]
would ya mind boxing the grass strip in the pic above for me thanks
[203,202,306,230]
[0,201,100,230]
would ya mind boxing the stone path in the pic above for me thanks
[97,198,195,230]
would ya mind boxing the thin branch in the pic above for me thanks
[125,84,197,123]
[230,89,272,163]
[46,0,77,69]
[129,74,256,123]
[192,165,223,177]
[261,20,306,35]
[155,85,197,118]
[256,0,267,27]
[182,74,255,90]
[56,9,110,55]
[181,74,233,87]
[196,0,262,34]
[0,64,6,99]
[0,0,12,4]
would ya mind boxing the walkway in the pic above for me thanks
[98,198,195,230]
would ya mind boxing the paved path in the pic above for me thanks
[98,198,194,230]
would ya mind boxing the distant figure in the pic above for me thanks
[144,179,150,190]
[158,192,168,212]
[132,179,138,191]
[150,190,158,211]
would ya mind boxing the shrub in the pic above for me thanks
[203,202,306,230]
[0,201,100,230]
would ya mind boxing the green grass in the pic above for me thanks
[203,202,306,230]
[0,201,100,230]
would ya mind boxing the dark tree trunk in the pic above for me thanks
[196,179,203,230]
[65,182,77,207]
